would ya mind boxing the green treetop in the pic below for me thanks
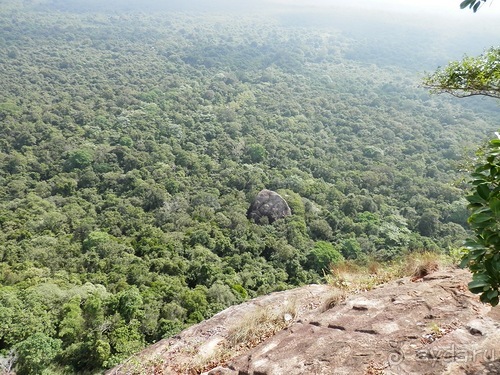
[423,47,500,99]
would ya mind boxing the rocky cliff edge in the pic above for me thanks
[107,268,500,375]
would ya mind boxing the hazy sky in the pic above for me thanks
[269,0,500,17]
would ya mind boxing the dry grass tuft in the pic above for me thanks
[401,252,443,280]
[179,346,233,375]
[119,355,166,375]
[327,260,390,293]
[327,251,450,293]
[173,301,299,374]
[227,301,297,348]
[322,289,347,312]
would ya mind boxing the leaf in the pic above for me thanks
[468,249,486,260]
[477,184,491,200]
[467,192,487,204]
[460,0,475,9]
[485,262,497,277]
[463,239,486,250]
[470,223,490,232]
[486,289,499,300]
[475,166,491,173]
[491,296,499,307]
[472,166,490,174]
[480,292,491,302]
[474,206,493,215]
[460,255,471,268]
[469,278,490,294]
[484,232,500,244]
[471,286,487,294]
[471,273,490,282]
[470,211,493,223]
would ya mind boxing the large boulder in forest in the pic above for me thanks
[247,189,292,224]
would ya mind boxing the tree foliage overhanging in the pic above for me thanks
[0,1,499,373]
[462,138,500,306]
[423,47,500,99]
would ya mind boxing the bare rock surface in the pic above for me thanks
[107,268,500,375]
[246,189,292,224]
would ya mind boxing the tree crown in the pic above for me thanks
[423,47,500,99]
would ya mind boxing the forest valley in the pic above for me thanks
[0,1,499,374]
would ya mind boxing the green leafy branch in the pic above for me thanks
[461,139,500,306]
[423,48,500,99]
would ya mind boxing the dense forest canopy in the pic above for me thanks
[0,0,499,373]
